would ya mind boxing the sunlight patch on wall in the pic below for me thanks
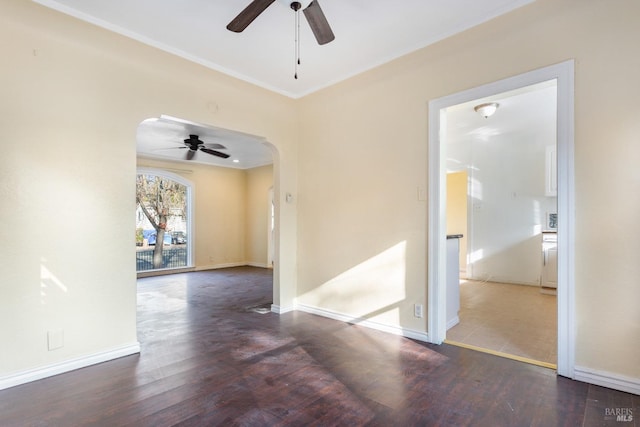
[469,176,483,202]
[469,248,484,264]
[40,260,68,306]
[299,241,408,325]
[532,199,542,235]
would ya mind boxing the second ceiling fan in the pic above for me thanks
[227,0,335,46]
[182,134,229,161]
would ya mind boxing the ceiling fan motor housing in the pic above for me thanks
[284,0,312,10]
[182,134,230,159]
[185,134,202,150]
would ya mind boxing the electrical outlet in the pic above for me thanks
[47,329,64,351]
[414,304,424,318]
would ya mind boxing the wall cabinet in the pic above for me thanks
[545,145,557,196]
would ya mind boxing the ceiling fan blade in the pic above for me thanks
[186,150,196,160]
[303,1,335,45]
[204,143,226,150]
[201,147,230,159]
[153,146,187,151]
[227,0,276,33]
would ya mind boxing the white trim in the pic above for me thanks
[267,187,275,268]
[247,262,271,269]
[446,316,460,330]
[194,262,252,271]
[428,60,575,378]
[296,304,430,342]
[195,263,274,271]
[136,166,195,270]
[574,366,640,396]
[137,266,196,278]
[270,304,295,314]
[427,108,448,345]
[554,61,576,380]
[0,342,140,391]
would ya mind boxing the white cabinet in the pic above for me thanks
[545,145,557,196]
[541,233,557,289]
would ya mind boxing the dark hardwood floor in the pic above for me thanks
[1,266,637,426]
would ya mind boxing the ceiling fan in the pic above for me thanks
[227,0,335,46]
[182,135,229,160]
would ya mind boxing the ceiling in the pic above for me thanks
[35,0,542,169]
[34,0,535,99]
[134,82,557,170]
[137,116,273,169]
[445,80,557,172]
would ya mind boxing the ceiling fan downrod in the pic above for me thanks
[291,2,301,79]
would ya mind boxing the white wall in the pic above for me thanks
[446,84,557,285]
[467,138,556,285]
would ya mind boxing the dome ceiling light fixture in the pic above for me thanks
[474,102,499,118]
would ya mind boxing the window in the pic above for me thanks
[135,168,193,272]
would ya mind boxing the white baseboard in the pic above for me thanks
[574,366,640,395]
[296,303,429,342]
[247,262,271,269]
[271,304,294,314]
[466,276,541,287]
[0,342,141,391]
[195,262,247,271]
[143,263,270,273]
[446,316,460,330]
[137,266,195,278]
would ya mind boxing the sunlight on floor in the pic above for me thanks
[446,280,557,366]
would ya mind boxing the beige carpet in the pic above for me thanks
[446,279,557,366]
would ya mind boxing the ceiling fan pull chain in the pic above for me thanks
[294,9,298,79]
[227,0,335,80]
[292,1,301,79]
[295,6,299,79]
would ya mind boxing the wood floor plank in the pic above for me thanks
[0,267,636,426]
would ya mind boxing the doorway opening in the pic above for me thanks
[444,81,558,368]
[428,61,575,378]
[135,115,279,308]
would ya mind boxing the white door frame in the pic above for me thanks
[268,186,275,268]
[427,60,575,378]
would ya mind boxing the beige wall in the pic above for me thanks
[446,172,468,274]
[137,159,273,269]
[0,0,296,380]
[297,0,640,380]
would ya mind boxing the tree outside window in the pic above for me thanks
[136,172,189,271]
